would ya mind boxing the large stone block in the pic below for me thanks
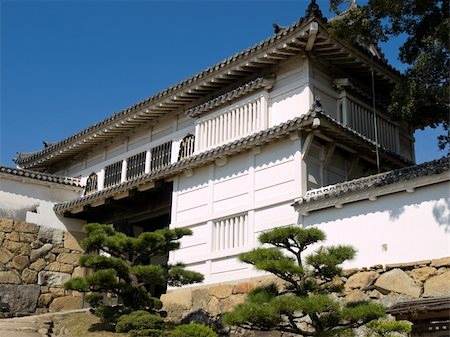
[209,284,233,299]
[49,296,82,312]
[0,247,14,264]
[56,252,81,265]
[38,271,71,287]
[0,284,40,313]
[344,289,370,303]
[46,262,61,272]
[0,270,21,284]
[410,266,436,283]
[345,271,379,291]
[19,232,38,243]
[431,257,450,268]
[21,268,38,284]
[233,281,256,294]
[37,293,53,307]
[30,243,53,262]
[64,232,84,252]
[222,294,245,313]
[161,289,192,310]
[206,296,221,316]
[15,221,39,234]
[6,232,20,242]
[0,218,14,232]
[423,270,450,297]
[374,268,422,298]
[191,288,209,312]
[4,240,31,255]
[38,227,64,244]
[29,258,47,272]
[12,255,30,271]
[71,266,85,278]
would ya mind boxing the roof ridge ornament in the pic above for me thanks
[305,0,327,22]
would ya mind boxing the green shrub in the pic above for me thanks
[96,305,133,325]
[115,310,164,333]
[129,329,163,337]
[169,323,217,337]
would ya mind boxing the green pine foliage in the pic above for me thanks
[222,226,386,335]
[169,323,218,337]
[365,319,412,337]
[64,223,204,325]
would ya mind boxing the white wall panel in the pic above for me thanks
[304,182,450,269]
[254,203,298,233]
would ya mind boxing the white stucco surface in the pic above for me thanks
[304,181,450,268]
[0,175,85,232]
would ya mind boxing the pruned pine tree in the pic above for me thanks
[65,223,203,322]
[223,226,385,336]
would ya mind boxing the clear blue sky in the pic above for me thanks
[0,0,446,168]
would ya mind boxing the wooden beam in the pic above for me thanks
[301,132,315,159]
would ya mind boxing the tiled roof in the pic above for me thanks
[186,77,270,118]
[295,156,449,206]
[388,296,450,315]
[53,110,411,214]
[0,166,82,188]
[14,2,401,170]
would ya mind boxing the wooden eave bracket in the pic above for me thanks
[305,22,319,51]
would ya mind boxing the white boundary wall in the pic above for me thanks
[0,175,85,232]
[304,180,450,268]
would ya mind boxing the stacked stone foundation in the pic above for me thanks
[0,218,85,317]
[161,257,450,336]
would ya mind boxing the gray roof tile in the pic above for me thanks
[0,166,82,187]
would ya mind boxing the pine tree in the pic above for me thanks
[222,226,385,335]
[65,223,203,324]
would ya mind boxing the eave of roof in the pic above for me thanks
[186,77,273,118]
[293,156,449,214]
[14,5,402,171]
[54,110,411,214]
[0,166,82,188]
[388,296,450,315]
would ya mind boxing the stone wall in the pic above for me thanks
[0,218,85,317]
[161,257,450,335]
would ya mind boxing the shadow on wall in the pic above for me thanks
[433,198,450,232]
[0,204,38,222]
[302,182,448,227]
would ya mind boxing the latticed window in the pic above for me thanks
[104,161,123,188]
[126,151,146,180]
[84,173,98,195]
[213,214,248,252]
[150,141,172,171]
[178,134,195,160]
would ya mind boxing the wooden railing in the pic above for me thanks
[339,96,400,153]
[194,95,267,152]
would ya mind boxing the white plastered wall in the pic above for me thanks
[303,180,450,268]
[0,175,85,232]
[169,138,303,285]
[269,57,312,126]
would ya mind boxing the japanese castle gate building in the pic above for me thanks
[5,1,449,317]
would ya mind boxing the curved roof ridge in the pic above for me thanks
[0,165,82,187]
